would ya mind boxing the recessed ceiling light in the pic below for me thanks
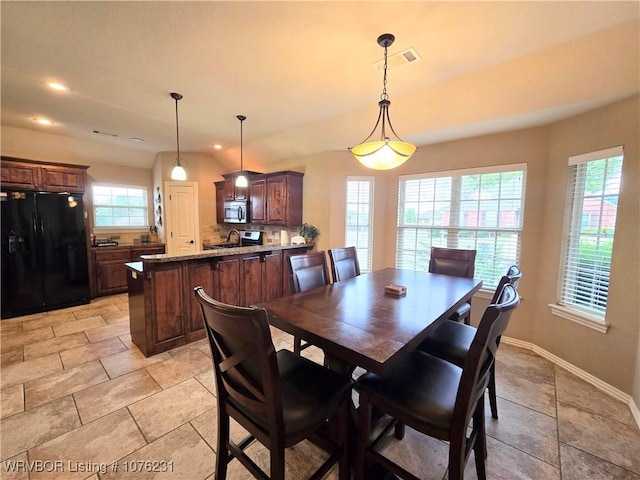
[35,118,54,125]
[129,137,145,143]
[48,82,68,91]
[213,144,222,150]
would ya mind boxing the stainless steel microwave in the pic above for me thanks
[223,200,247,223]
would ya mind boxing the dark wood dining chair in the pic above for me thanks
[355,284,520,480]
[429,247,477,324]
[328,246,361,282]
[418,265,523,419]
[194,286,352,480]
[288,251,331,354]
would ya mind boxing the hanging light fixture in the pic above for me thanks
[349,33,417,170]
[235,115,248,188]
[170,92,187,181]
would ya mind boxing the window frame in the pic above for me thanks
[345,176,374,273]
[92,183,150,231]
[396,163,527,292]
[549,145,624,333]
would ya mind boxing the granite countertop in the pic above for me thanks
[91,243,165,250]
[141,243,312,264]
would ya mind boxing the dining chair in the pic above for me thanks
[355,284,520,480]
[418,265,523,419]
[288,251,331,354]
[429,247,477,324]
[194,286,352,480]
[328,246,361,282]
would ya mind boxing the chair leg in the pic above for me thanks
[215,409,230,480]
[488,362,498,419]
[472,398,487,480]
[394,422,405,440]
[355,393,373,480]
[337,400,350,480]
[270,442,286,479]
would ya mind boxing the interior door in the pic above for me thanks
[166,182,199,256]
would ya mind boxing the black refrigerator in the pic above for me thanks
[1,190,90,319]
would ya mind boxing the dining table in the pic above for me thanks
[259,267,483,477]
[259,267,483,377]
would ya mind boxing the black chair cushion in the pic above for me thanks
[235,349,352,439]
[417,320,475,368]
[431,257,471,277]
[357,351,462,433]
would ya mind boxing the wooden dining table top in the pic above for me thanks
[259,267,483,375]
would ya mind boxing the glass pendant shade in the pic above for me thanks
[350,139,416,170]
[235,174,248,187]
[349,33,416,170]
[171,163,187,180]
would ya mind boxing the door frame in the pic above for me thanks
[164,181,200,256]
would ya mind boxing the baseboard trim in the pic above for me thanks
[501,336,639,429]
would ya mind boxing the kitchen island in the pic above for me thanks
[125,243,312,356]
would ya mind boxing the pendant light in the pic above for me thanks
[235,115,248,188]
[349,33,417,170]
[170,92,187,181]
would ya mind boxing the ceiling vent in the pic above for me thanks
[93,130,118,137]
[373,47,421,70]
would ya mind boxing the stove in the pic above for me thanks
[239,230,263,246]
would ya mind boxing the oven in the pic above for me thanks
[223,200,247,224]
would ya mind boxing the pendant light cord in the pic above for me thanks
[381,42,389,102]
[175,97,181,166]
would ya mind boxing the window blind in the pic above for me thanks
[396,164,526,289]
[345,177,374,273]
[559,147,623,316]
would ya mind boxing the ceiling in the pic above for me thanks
[1,1,639,171]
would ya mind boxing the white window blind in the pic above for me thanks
[558,146,623,318]
[92,184,148,228]
[346,177,374,273]
[396,164,526,289]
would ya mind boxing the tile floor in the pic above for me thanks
[1,294,639,479]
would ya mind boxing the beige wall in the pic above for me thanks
[536,96,639,394]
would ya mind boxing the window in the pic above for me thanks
[92,184,148,229]
[345,177,374,273]
[396,164,526,289]
[555,146,623,326]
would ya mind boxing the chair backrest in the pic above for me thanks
[489,265,523,304]
[452,283,520,435]
[328,246,361,282]
[194,286,284,434]
[428,247,477,278]
[289,251,331,293]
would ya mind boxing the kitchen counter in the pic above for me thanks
[142,242,312,263]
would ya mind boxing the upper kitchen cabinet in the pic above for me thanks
[250,171,303,226]
[221,171,261,201]
[1,157,88,193]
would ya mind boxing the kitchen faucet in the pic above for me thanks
[226,229,241,245]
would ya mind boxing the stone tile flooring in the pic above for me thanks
[1,294,639,479]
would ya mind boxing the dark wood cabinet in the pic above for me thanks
[1,157,88,192]
[214,257,242,305]
[214,181,225,224]
[241,251,282,306]
[249,171,303,226]
[92,244,165,297]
